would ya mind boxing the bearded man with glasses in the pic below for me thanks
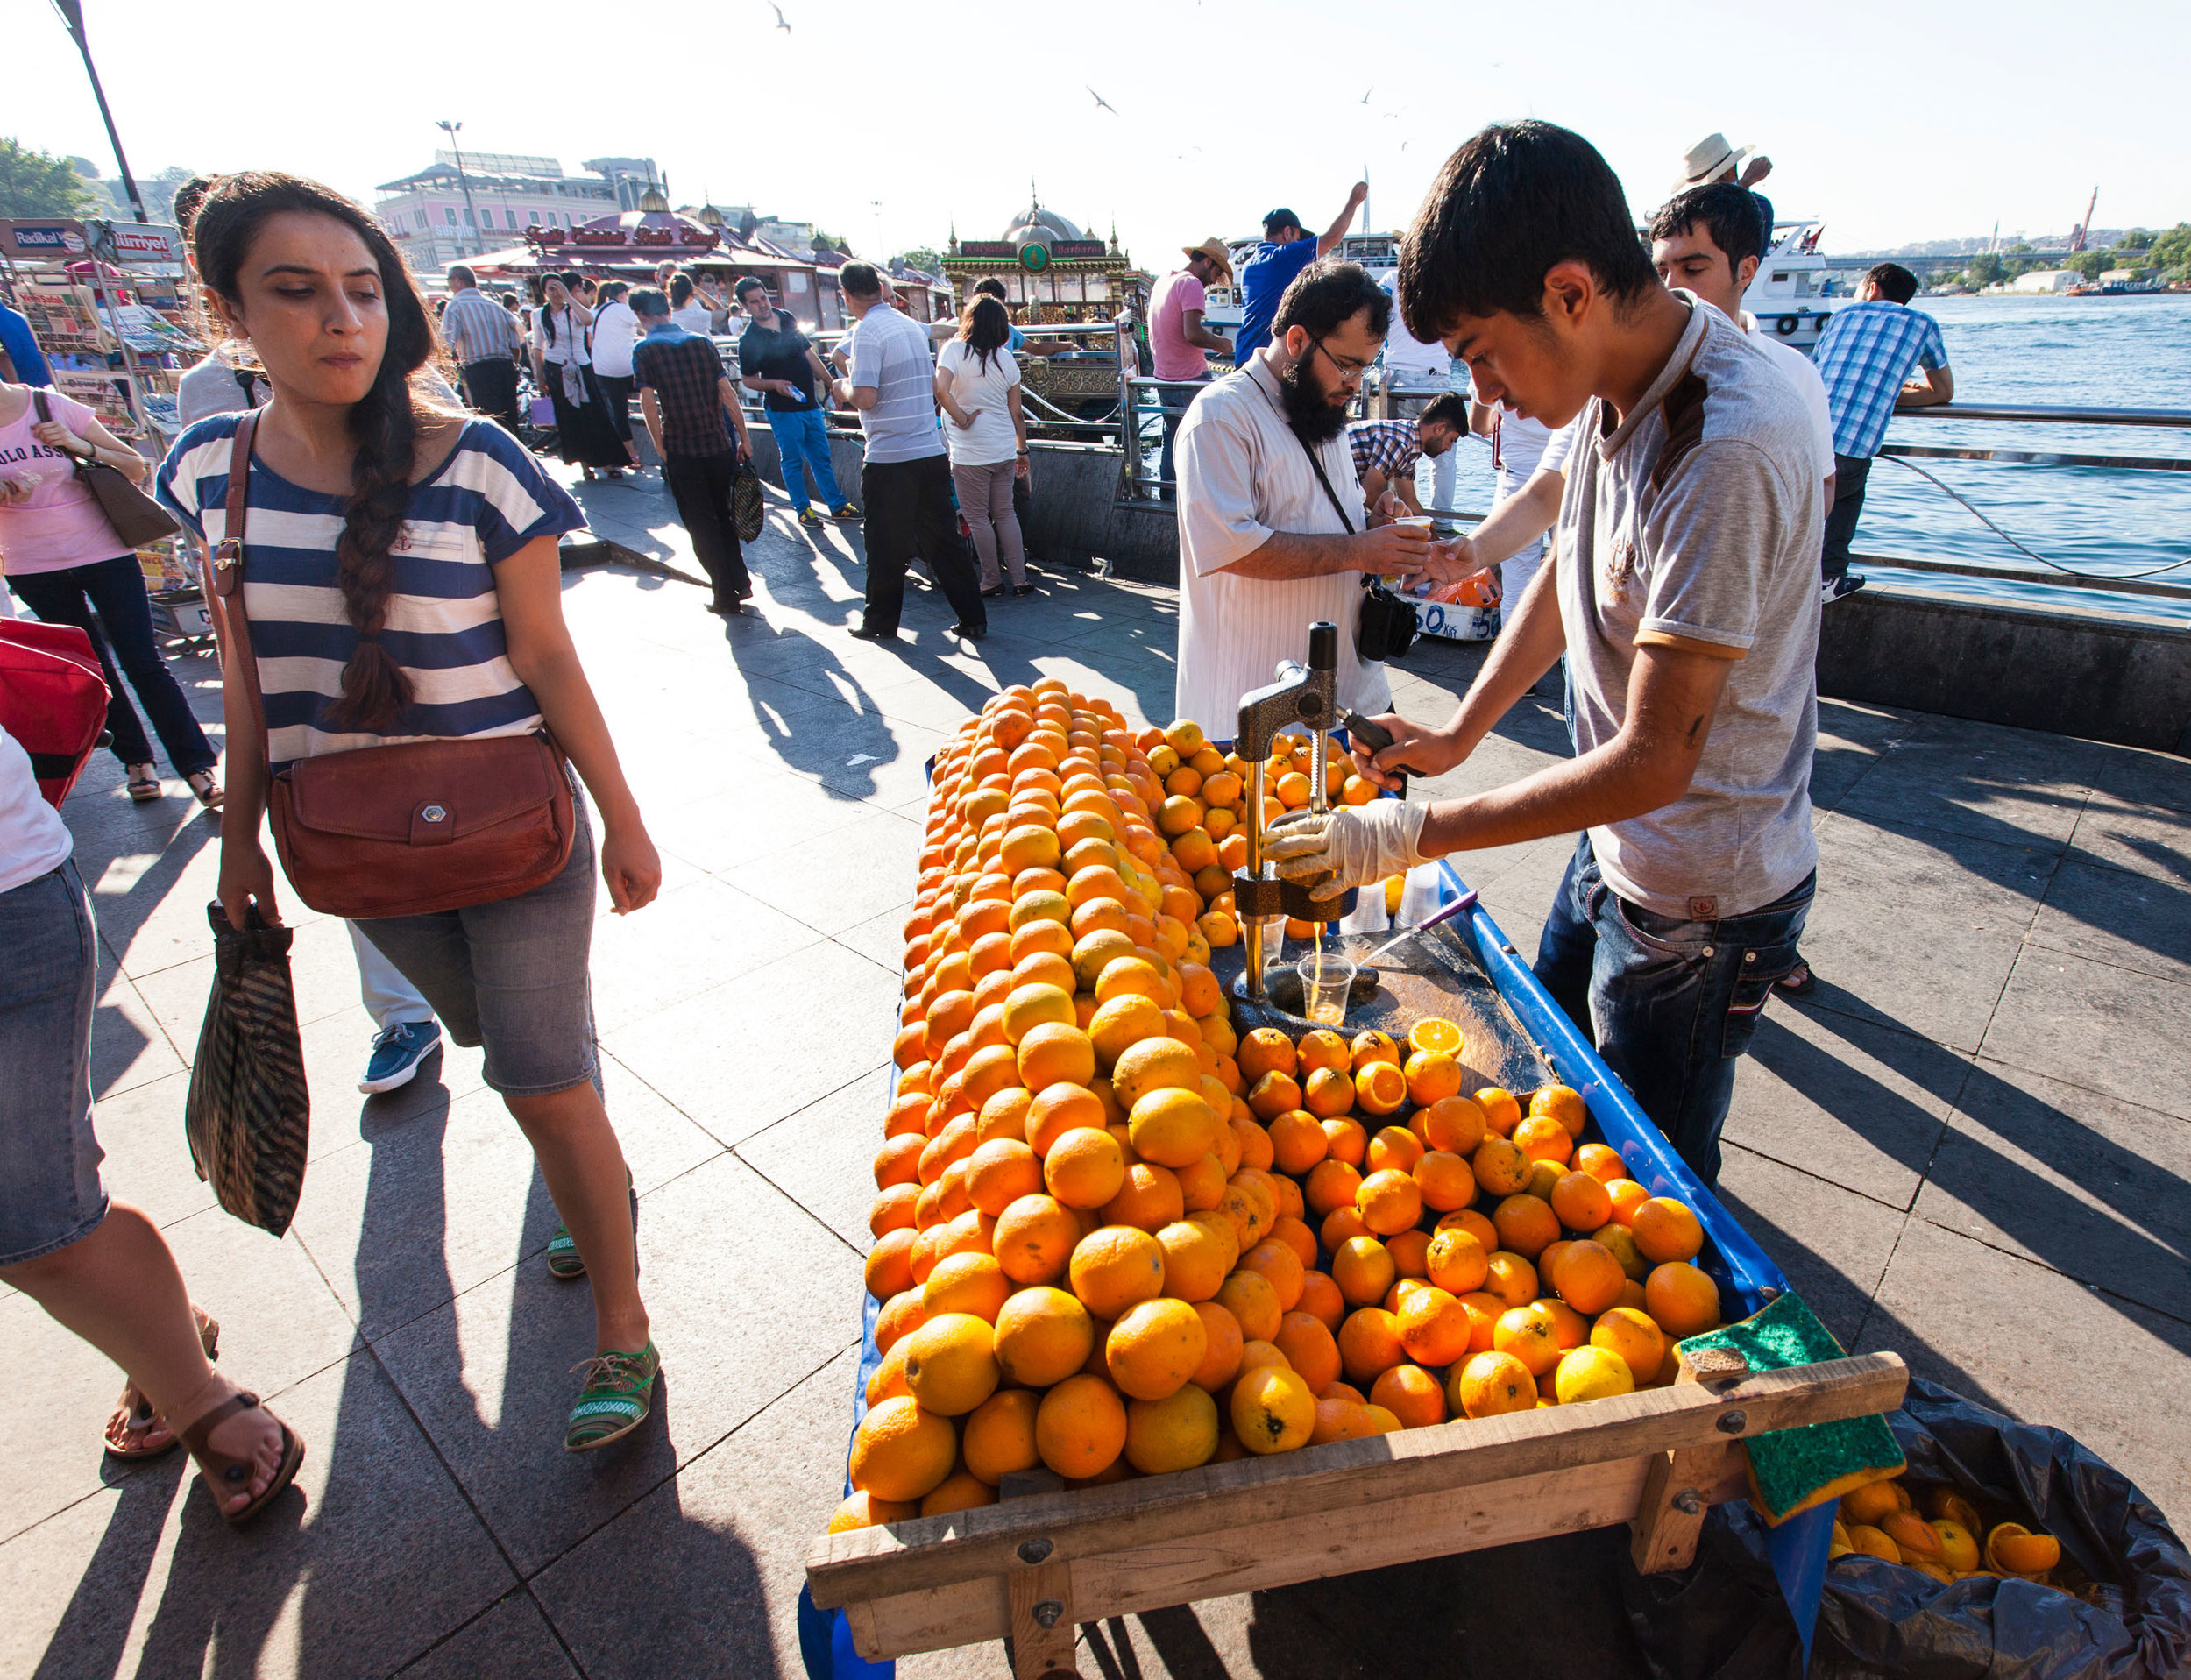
[1171,259,1479,729]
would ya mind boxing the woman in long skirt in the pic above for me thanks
[530,273,628,479]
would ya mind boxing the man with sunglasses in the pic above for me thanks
[1171,259,1471,730]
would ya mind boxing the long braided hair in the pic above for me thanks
[193,172,441,733]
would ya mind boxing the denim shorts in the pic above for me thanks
[0,861,110,1265]
[353,795,599,1097]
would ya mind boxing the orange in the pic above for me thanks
[1349,1029,1401,1073]
[1239,1239,1307,1312]
[1337,1307,1406,1384]
[1247,1070,1304,1120]
[991,1194,1080,1284]
[1070,1223,1167,1318]
[1549,1171,1614,1235]
[1366,1124,1424,1175]
[1631,1198,1705,1264]
[865,1337,913,1407]
[1154,1214,1233,1301]
[1514,1114,1574,1165]
[1304,1158,1364,1217]
[1474,1087,1522,1137]
[1369,1364,1446,1429]
[1453,1351,1537,1419]
[1215,1268,1283,1343]
[1071,929,1138,990]
[1018,1022,1096,1090]
[1573,1142,1627,1184]
[871,1184,919,1237]
[1490,1194,1560,1259]
[1643,1262,1719,1337]
[1124,1383,1221,1475]
[1045,1126,1127,1209]
[965,1138,1044,1216]
[1441,1207,1500,1254]
[999,823,1062,875]
[1330,1234,1399,1308]
[1386,1228,1431,1279]
[1182,1299,1244,1391]
[1237,1028,1298,1081]
[1310,1395,1380,1445]
[924,1252,1010,1324]
[1530,1084,1589,1138]
[975,1087,1033,1145]
[1297,1269,1344,1333]
[1010,917,1077,966]
[1357,1168,1424,1236]
[1845,1523,1902,1563]
[1424,1226,1490,1296]
[1035,1372,1129,1479]
[1267,1110,1329,1176]
[1291,1028,1346,1077]
[1128,1087,1222,1168]
[1421,1096,1487,1156]
[1106,1297,1209,1401]
[1401,1150,1468,1216]
[1397,1285,1474,1366]
[1550,1240,1626,1316]
[1404,1051,1464,1108]
[1101,1161,1184,1232]
[874,1289,928,1357]
[901,1311,1001,1416]
[1456,1292,1505,1354]
[1174,1152,1227,1213]
[866,1228,917,1300]
[1472,1137,1533,1197]
[1272,1311,1342,1393]
[1297,1066,1352,1119]
[1554,1344,1634,1405]
[1111,1035,1200,1108]
[959,1387,1042,1486]
[1354,1061,1407,1116]
[1321,1116,1369,1167]
[828,1490,918,1532]
[1590,1307,1666,1386]
[1230,1365,1316,1454]
[1491,1302,1562,1376]
[1606,1179,1651,1226]
[876,1133,924,1190]
[1985,1523,2062,1577]
[848,1396,959,1502]
[1472,1244,1542,1314]
[1000,983,1075,1045]
[1088,994,1168,1069]
[1008,950,1076,996]
[1025,1082,1104,1158]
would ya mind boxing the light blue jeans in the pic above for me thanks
[767,405,847,512]
[0,860,107,1265]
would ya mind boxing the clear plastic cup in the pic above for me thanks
[1297,951,1358,1027]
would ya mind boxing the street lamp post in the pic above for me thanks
[48,0,149,224]
[436,119,483,259]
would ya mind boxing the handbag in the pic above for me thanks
[1285,411,1419,665]
[206,410,577,919]
[185,903,309,1237]
[0,617,110,806]
[732,455,766,542]
[32,389,180,548]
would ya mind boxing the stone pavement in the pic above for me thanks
[6,463,2187,1679]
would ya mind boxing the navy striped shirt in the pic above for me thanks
[156,416,584,769]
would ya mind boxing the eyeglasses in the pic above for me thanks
[1310,337,1372,384]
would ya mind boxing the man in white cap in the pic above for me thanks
[1675,132,1776,253]
[1146,237,1236,498]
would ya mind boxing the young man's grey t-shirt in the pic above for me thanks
[1552,301,1823,922]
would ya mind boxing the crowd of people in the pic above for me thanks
[0,125,1967,1526]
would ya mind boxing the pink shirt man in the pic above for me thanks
[1148,269,1211,382]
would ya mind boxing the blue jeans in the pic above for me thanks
[767,406,846,512]
[1533,833,1812,1187]
[1154,377,1209,500]
[9,554,218,776]
[0,861,106,1265]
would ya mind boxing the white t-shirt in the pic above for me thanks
[934,339,1022,468]
[1741,312,1836,480]
[590,301,640,379]
[0,720,73,897]
[1378,269,1451,381]
[672,303,714,340]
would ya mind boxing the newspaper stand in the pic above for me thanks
[805,793,1907,1678]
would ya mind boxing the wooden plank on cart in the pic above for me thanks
[1629,1346,1754,1573]
[809,1351,1906,1659]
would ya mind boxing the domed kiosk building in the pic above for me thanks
[940,197,1149,324]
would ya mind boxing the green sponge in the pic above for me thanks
[1679,1290,1904,1526]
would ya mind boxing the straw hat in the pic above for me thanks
[1673,133,1751,193]
[1183,237,1233,281]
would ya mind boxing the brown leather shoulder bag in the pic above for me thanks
[205,411,575,919]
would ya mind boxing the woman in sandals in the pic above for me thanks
[0,715,298,1521]
[157,172,666,1453]
[0,379,223,807]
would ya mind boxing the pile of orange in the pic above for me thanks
[1832,1470,2067,1591]
[833,698,1728,1536]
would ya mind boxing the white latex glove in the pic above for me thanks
[1264,802,1430,904]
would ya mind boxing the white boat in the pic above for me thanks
[1742,219,1843,352]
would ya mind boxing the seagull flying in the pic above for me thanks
[1360,86,1373,103]
[1087,85,1117,114]
[770,3,790,30]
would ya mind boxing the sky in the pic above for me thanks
[11,0,2189,266]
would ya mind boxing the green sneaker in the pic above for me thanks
[545,1222,586,1279]
[565,1341,660,1452]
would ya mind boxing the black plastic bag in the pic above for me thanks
[733,460,766,542]
[184,904,309,1236]
[1621,1499,1807,1679]
[1812,1378,2191,1680]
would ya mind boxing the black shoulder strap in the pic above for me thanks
[1255,374,1356,535]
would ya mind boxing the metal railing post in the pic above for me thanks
[1117,315,1138,499]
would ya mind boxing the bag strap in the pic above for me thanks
[204,412,272,761]
[1258,378,1357,537]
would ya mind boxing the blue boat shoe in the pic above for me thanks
[359,1021,443,1095]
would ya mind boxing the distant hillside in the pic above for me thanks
[1845,229,2136,257]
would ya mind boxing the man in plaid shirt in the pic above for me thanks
[1811,262,1953,599]
[1346,393,1470,517]
[630,287,755,615]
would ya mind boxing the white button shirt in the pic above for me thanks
[1173,355,1390,734]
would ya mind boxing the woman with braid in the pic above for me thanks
[157,174,666,1453]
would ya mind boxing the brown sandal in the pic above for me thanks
[179,1389,307,1527]
[103,1308,221,1460]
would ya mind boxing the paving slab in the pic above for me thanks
[833,901,918,973]
[719,806,923,939]
[735,1063,896,1254]
[1981,945,2191,1121]
[586,873,819,1035]
[644,769,879,876]
[373,1151,862,1576]
[1712,1146,1910,1350]
[2063,794,2191,883]
[2025,852,2191,986]
[1855,1218,2191,1534]
[1915,1059,2191,1322]
[395,1590,583,1678]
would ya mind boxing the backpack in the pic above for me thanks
[0,617,110,806]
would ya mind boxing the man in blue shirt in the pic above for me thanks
[1811,262,1953,599]
[0,301,52,386]
[1232,184,1368,363]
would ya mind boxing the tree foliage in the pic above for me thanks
[2147,223,2191,278]
[0,137,96,218]
[893,246,945,276]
